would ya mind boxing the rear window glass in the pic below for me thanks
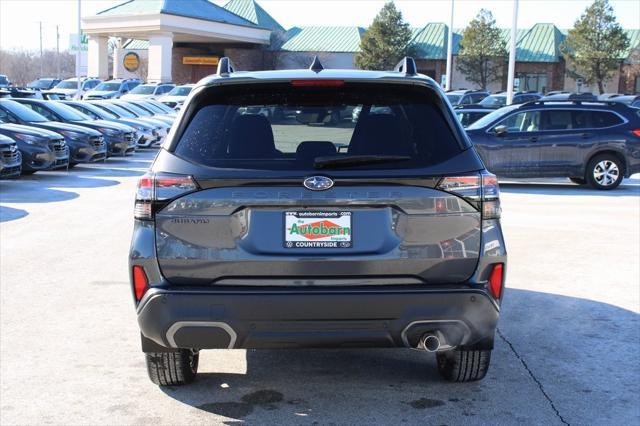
[590,111,623,128]
[174,83,462,171]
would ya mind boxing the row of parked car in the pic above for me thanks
[0,96,178,178]
[447,88,640,129]
[0,75,195,110]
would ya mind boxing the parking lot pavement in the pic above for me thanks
[0,154,638,425]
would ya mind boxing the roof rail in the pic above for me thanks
[394,57,417,76]
[523,99,624,107]
[309,56,324,72]
[216,57,236,76]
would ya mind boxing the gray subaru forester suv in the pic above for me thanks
[129,57,507,386]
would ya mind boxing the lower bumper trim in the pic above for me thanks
[137,287,499,351]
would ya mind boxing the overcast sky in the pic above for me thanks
[0,0,638,51]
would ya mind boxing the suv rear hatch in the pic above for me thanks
[142,80,488,286]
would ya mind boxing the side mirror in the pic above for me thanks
[494,125,507,136]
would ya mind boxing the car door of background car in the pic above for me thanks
[479,109,542,176]
[536,109,596,176]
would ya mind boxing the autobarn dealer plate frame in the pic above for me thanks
[284,211,352,248]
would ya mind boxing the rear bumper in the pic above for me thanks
[137,286,500,351]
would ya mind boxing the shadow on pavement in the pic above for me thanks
[500,177,640,197]
[0,173,118,204]
[159,289,639,425]
[0,205,29,222]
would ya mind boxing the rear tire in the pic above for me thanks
[569,177,586,185]
[145,349,199,386]
[436,348,491,382]
[586,154,623,190]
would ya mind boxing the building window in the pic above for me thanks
[635,76,640,94]
[516,72,548,93]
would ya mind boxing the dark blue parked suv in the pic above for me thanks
[466,100,640,189]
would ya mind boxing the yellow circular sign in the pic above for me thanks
[123,52,140,72]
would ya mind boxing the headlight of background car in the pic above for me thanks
[97,128,120,137]
[59,130,85,140]
[14,133,44,145]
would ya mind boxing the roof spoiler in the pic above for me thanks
[393,57,417,76]
[216,57,236,76]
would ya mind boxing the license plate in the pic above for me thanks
[284,211,352,248]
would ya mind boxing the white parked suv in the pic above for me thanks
[53,77,102,100]
[121,83,175,100]
[157,84,194,110]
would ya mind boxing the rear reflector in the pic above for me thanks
[488,264,504,299]
[291,79,344,87]
[132,265,149,301]
[632,129,640,138]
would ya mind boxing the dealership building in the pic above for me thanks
[82,0,640,93]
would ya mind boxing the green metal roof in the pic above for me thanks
[508,23,565,62]
[98,0,257,28]
[622,29,640,63]
[281,27,365,53]
[223,0,284,32]
[410,23,449,60]
[122,39,149,49]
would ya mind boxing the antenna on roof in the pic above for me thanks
[393,57,417,76]
[216,57,236,76]
[309,56,324,73]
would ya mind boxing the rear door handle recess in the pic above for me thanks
[529,137,538,142]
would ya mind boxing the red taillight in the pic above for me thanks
[134,173,198,220]
[132,265,149,301]
[488,264,504,299]
[632,129,640,138]
[291,79,344,87]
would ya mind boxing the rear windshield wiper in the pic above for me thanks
[313,155,412,169]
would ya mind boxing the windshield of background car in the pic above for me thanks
[479,95,506,107]
[56,81,78,89]
[148,100,175,113]
[117,102,151,116]
[138,102,165,114]
[173,82,463,171]
[0,76,8,84]
[44,102,92,121]
[95,82,121,91]
[77,103,117,119]
[467,105,519,130]
[446,94,461,104]
[167,86,192,96]
[97,103,136,118]
[130,85,155,95]
[28,79,53,89]
[0,100,48,122]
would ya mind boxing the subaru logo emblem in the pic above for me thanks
[303,176,334,191]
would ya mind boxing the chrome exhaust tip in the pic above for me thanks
[420,333,441,352]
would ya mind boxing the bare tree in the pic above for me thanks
[0,49,76,86]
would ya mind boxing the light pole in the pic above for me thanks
[39,21,43,76]
[506,0,519,105]
[76,0,81,97]
[444,0,454,91]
